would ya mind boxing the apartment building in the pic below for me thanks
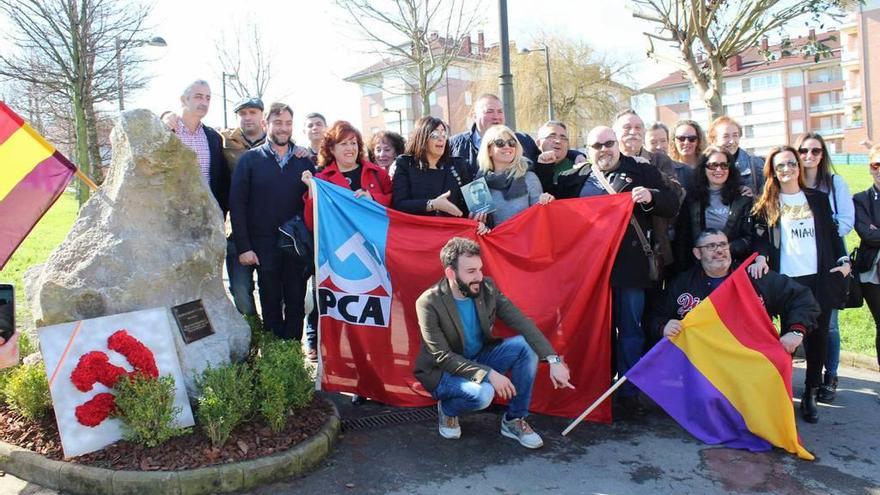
[637,2,879,156]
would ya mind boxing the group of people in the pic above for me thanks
[144,81,880,448]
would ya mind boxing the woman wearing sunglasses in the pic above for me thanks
[853,145,880,372]
[749,146,850,424]
[668,120,705,169]
[676,146,753,270]
[795,132,854,404]
[476,125,553,226]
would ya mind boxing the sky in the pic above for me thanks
[120,0,668,135]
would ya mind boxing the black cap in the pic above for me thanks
[233,97,264,113]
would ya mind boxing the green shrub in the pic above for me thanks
[195,362,256,448]
[246,315,277,363]
[2,363,51,420]
[254,340,314,433]
[112,373,188,447]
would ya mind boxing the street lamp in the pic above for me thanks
[383,108,403,135]
[520,44,555,121]
[222,72,237,129]
[498,0,516,129]
[116,36,167,111]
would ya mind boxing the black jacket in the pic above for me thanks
[753,188,847,311]
[449,123,540,176]
[646,265,820,342]
[390,154,473,216]
[203,126,231,216]
[675,193,754,271]
[556,155,680,288]
[854,185,880,274]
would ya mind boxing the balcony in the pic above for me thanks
[809,103,844,114]
[814,127,844,137]
[844,87,862,102]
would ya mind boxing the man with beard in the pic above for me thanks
[647,229,818,354]
[414,237,574,448]
[533,120,586,196]
[230,102,316,340]
[646,122,669,156]
[556,126,679,416]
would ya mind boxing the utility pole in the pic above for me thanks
[498,0,516,130]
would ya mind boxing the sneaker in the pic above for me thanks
[501,415,543,449]
[437,402,461,439]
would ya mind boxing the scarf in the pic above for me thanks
[481,169,528,200]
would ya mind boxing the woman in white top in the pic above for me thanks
[796,132,854,404]
[749,145,850,424]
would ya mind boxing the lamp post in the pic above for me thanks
[498,0,516,130]
[383,108,403,135]
[520,44,555,120]
[116,36,167,111]
[222,72,237,128]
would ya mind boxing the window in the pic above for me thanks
[789,96,802,111]
[464,91,472,106]
[744,125,754,138]
[791,119,804,134]
[656,88,690,105]
[678,111,690,120]
[429,91,437,106]
[786,71,804,88]
[808,67,842,84]
[743,102,753,115]
[369,103,380,118]
[741,79,751,92]
[749,74,781,91]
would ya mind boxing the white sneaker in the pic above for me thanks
[437,401,461,439]
[501,416,543,449]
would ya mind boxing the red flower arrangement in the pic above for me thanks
[69,329,160,427]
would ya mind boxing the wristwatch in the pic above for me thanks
[790,330,805,338]
[546,355,562,364]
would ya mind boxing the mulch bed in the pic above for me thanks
[0,397,332,471]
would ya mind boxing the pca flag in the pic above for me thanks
[626,256,814,460]
[0,102,77,269]
[312,178,632,419]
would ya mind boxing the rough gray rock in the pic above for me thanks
[25,109,250,394]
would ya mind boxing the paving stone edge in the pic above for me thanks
[0,400,340,495]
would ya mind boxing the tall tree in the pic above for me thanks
[0,0,153,205]
[474,36,633,146]
[214,19,274,101]
[336,0,484,116]
[630,0,860,120]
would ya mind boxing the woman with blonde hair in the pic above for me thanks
[476,125,553,225]
[749,145,850,424]
[668,119,706,168]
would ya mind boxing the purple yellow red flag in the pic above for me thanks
[0,102,77,269]
[626,255,814,460]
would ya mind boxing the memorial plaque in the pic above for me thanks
[171,300,214,344]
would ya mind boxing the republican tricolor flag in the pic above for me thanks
[0,102,77,269]
[627,255,814,460]
[312,178,632,419]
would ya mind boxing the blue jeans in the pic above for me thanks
[431,335,538,419]
[612,287,645,397]
[825,308,840,376]
[226,238,257,316]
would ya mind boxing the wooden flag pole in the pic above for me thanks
[75,169,98,191]
[562,376,627,436]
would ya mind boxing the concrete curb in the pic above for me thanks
[840,350,878,372]
[0,400,340,495]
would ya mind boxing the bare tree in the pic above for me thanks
[630,0,860,120]
[214,20,274,101]
[0,0,153,205]
[336,0,484,116]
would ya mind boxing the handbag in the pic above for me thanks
[630,216,664,283]
[843,247,864,309]
[277,215,315,277]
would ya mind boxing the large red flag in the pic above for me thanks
[313,178,631,420]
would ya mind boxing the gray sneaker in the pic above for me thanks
[501,416,543,449]
[437,401,461,439]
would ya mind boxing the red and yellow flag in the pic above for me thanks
[0,102,77,269]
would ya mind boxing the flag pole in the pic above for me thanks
[562,376,627,436]
[75,169,99,191]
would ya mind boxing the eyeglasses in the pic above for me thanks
[590,140,616,150]
[675,135,698,143]
[491,138,518,148]
[429,130,448,141]
[798,147,822,157]
[705,162,729,171]
[870,162,880,171]
[695,241,729,251]
[774,161,799,171]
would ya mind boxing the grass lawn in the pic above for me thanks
[1,171,877,359]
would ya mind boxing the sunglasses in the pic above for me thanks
[590,140,616,151]
[774,161,799,171]
[706,162,729,171]
[492,138,518,148]
[696,241,729,251]
[675,135,698,143]
[870,162,880,171]
[798,147,822,157]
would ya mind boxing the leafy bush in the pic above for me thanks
[195,362,256,448]
[2,363,51,420]
[112,373,188,447]
[254,340,314,433]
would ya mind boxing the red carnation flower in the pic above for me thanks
[75,393,117,427]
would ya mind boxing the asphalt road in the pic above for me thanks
[2,362,878,495]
